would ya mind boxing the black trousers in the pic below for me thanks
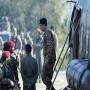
[23,83,36,90]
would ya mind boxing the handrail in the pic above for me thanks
[50,10,81,90]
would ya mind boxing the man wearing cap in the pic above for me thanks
[3,41,19,84]
[20,44,38,90]
[39,18,56,90]
[0,51,15,90]
[1,51,14,81]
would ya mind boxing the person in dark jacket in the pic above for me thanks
[39,18,56,90]
[20,44,38,90]
[3,41,19,84]
[0,51,15,90]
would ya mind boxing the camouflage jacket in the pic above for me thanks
[43,30,56,60]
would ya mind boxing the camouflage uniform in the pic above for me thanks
[42,30,56,90]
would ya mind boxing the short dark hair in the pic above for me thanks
[25,44,32,53]
[39,18,47,26]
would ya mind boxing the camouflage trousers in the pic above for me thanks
[42,56,56,90]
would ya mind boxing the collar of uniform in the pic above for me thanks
[27,53,31,56]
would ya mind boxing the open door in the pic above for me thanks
[70,5,81,59]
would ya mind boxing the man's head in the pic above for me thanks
[3,41,15,53]
[2,51,11,62]
[39,18,47,32]
[25,44,32,54]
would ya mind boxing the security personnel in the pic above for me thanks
[0,51,15,90]
[39,18,56,90]
[3,41,19,84]
[20,44,38,90]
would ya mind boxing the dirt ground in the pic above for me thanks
[19,71,68,90]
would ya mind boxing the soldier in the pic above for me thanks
[3,41,19,85]
[0,51,15,90]
[50,26,58,52]
[20,44,38,90]
[39,18,56,90]
[33,28,43,83]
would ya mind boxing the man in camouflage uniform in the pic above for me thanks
[50,26,58,52]
[39,18,56,90]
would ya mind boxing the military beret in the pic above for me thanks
[8,41,15,48]
[2,51,11,58]
[3,41,15,50]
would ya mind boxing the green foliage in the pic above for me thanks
[0,0,69,69]
[0,0,68,32]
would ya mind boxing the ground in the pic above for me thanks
[19,70,67,90]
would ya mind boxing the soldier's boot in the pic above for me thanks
[51,86,56,90]
[46,86,56,90]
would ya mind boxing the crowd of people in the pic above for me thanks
[0,17,58,90]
